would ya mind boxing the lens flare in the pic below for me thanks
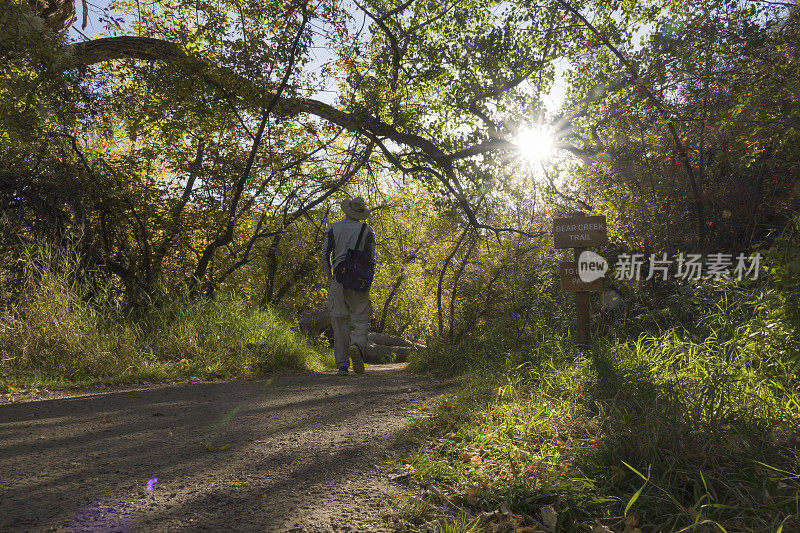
[515,126,555,165]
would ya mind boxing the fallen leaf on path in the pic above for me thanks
[610,465,626,485]
[460,452,482,465]
[102,417,112,423]
[625,512,640,528]
[219,444,231,451]
[482,432,497,443]
[205,444,216,452]
[540,506,557,532]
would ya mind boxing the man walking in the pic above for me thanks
[323,197,375,376]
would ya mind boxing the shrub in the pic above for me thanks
[0,244,332,389]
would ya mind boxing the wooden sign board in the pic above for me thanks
[553,215,608,249]
[560,262,603,292]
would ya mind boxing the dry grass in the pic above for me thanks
[0,248,333,390]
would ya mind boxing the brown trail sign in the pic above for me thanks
[560,262,603,292]
[553,215,608,249]
[553,213,608,346]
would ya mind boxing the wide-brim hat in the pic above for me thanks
[341,196,370,220]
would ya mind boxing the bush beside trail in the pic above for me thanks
[396,280,800,532]
[0,251,333,391]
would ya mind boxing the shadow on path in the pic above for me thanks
[0,363,439,532]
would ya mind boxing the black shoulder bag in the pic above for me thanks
[333,223,374,292]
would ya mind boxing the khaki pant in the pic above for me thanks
[327,278,373,368]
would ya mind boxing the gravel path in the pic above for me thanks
[0,363,439,532]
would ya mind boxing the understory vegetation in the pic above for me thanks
[0,247,333,390]
[396,271,800,532]
[3,0,800,530]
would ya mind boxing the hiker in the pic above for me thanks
[322,197,376,376]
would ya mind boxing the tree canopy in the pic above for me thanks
[1,0,798,309]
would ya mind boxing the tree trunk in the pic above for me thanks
[448,236,475,342]
[30,0,76,33]
[437,226,470,335]
[377,272,404,333]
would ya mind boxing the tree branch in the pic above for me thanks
[57,31,549,239]
[556,0,706,244]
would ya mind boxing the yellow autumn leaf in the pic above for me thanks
[610,465,626,485]
[461,452,482,465]
[482,432,497,443]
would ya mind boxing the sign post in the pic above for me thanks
[553,213,607,347]
[574,247,591,345]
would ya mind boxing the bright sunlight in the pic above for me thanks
[515,125,555,165]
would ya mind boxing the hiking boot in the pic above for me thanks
[349,344,365,374]
[336,366,348,376]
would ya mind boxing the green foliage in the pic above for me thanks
[0,247,142,386]
[137,291,333,375]
[0,245,332,389]
[3,2,800,529]
[565,0,800,251]
[401,279,800,531]
[767,214,800,333]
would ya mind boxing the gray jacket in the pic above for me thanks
[322,218,376,276]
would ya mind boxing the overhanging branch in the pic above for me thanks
[57,34,546,238]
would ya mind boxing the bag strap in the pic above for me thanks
[353,223,367,252]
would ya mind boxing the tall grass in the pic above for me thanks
[399,281,800,532]
[0,247,333,390]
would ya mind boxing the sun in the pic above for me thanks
[515,125,555,165]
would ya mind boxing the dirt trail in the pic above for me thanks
[0,363,439,532]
